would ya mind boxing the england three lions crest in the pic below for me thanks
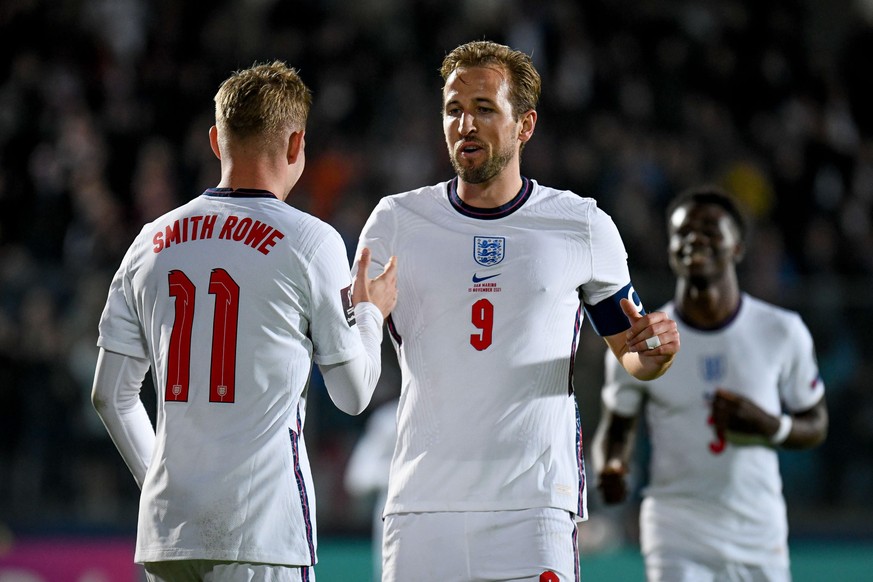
[700,355,726,383]
[474,236,505,266]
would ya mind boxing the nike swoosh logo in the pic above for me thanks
[472,273,501,283]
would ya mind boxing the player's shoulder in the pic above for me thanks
[363,182,450,230]
[279,202,330,231]
[742,293,800,319]
[531,180,595,204]
[531,180,594,202]
[234,198,345,259]
[288,206,345,250]
[528,180,606,219]
[141,196,200,227]
[132,197,202,244]
[740,294,809,332]
[381,181,448,208]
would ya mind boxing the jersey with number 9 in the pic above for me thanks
[355,178,636,520]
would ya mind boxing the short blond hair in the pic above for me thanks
[440,41,541,119]
[214,61,312,144]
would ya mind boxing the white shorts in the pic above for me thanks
[382,508,579,582]
[143,560,314,582]
[639,497,790,580]
[644,552,791,582]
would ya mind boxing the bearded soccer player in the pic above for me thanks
[354,40,679,582]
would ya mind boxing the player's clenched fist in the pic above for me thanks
[597,459,629,505]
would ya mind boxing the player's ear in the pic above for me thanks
[733,241,746,264]
[287,130,305,164]
[518,110,537,144]
[209,126,222,160]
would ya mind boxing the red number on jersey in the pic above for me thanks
[166,270,195,401]
[165,269,240,403]
[470,298,494,351]
[208,268,239,402]
[707,414,726,454]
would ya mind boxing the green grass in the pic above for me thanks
[315,538,873,581]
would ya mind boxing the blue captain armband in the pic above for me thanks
[584,282,645,337]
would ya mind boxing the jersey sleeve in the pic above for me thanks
[308,227,365,366]
[580,205,643,336]
[779,313,826,412]
[601,348,646,416]
[97,242,149,359]
[353,196,395,279]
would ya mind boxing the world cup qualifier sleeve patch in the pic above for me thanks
[341,284,356,326]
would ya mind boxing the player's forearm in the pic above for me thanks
[592,411,636,472]
[782,400,828,450]
[91,349,154,488]
[620,351,674,381]
[321,302,384,415]
[605,333,675,381]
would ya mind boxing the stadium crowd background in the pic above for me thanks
[1,0,872,548]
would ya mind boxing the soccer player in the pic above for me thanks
[593,186,828,582]
[354,40,679,582]
[91,61,397,582]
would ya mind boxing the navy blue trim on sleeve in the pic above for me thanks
[583,282,645,337]
[386,314,402,346]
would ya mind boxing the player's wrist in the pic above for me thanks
[354,301,384,325]
[604,458,627,474]
[769,414,793,445]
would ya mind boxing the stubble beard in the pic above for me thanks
[450,143,515,184]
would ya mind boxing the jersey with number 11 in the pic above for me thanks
[97,188,363,566]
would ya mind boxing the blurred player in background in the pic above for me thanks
[594,186,828,582]
[91,60,397,582]
[343,397,398,582]
[354,40,679,582]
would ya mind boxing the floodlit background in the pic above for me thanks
[1,0,872,580]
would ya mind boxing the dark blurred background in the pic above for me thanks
[1,0,872,572]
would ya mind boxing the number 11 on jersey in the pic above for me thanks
[166,268,240,403]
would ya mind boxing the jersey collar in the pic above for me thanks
[675,294,744,332]
[205,188,278,199]
[446,176,532,220]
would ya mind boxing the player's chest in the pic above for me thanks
[397,224,587,302]
[648,331,783,410]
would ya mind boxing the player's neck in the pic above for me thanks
[675,279,741,329]
[455,168,523,208]
[217,159,289,200]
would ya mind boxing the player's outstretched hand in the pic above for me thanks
[354,247,398,319]
[597,459,628,505]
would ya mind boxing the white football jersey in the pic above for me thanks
[98,188,364,566]
[602,295,825,567]
[356,178,641,519]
